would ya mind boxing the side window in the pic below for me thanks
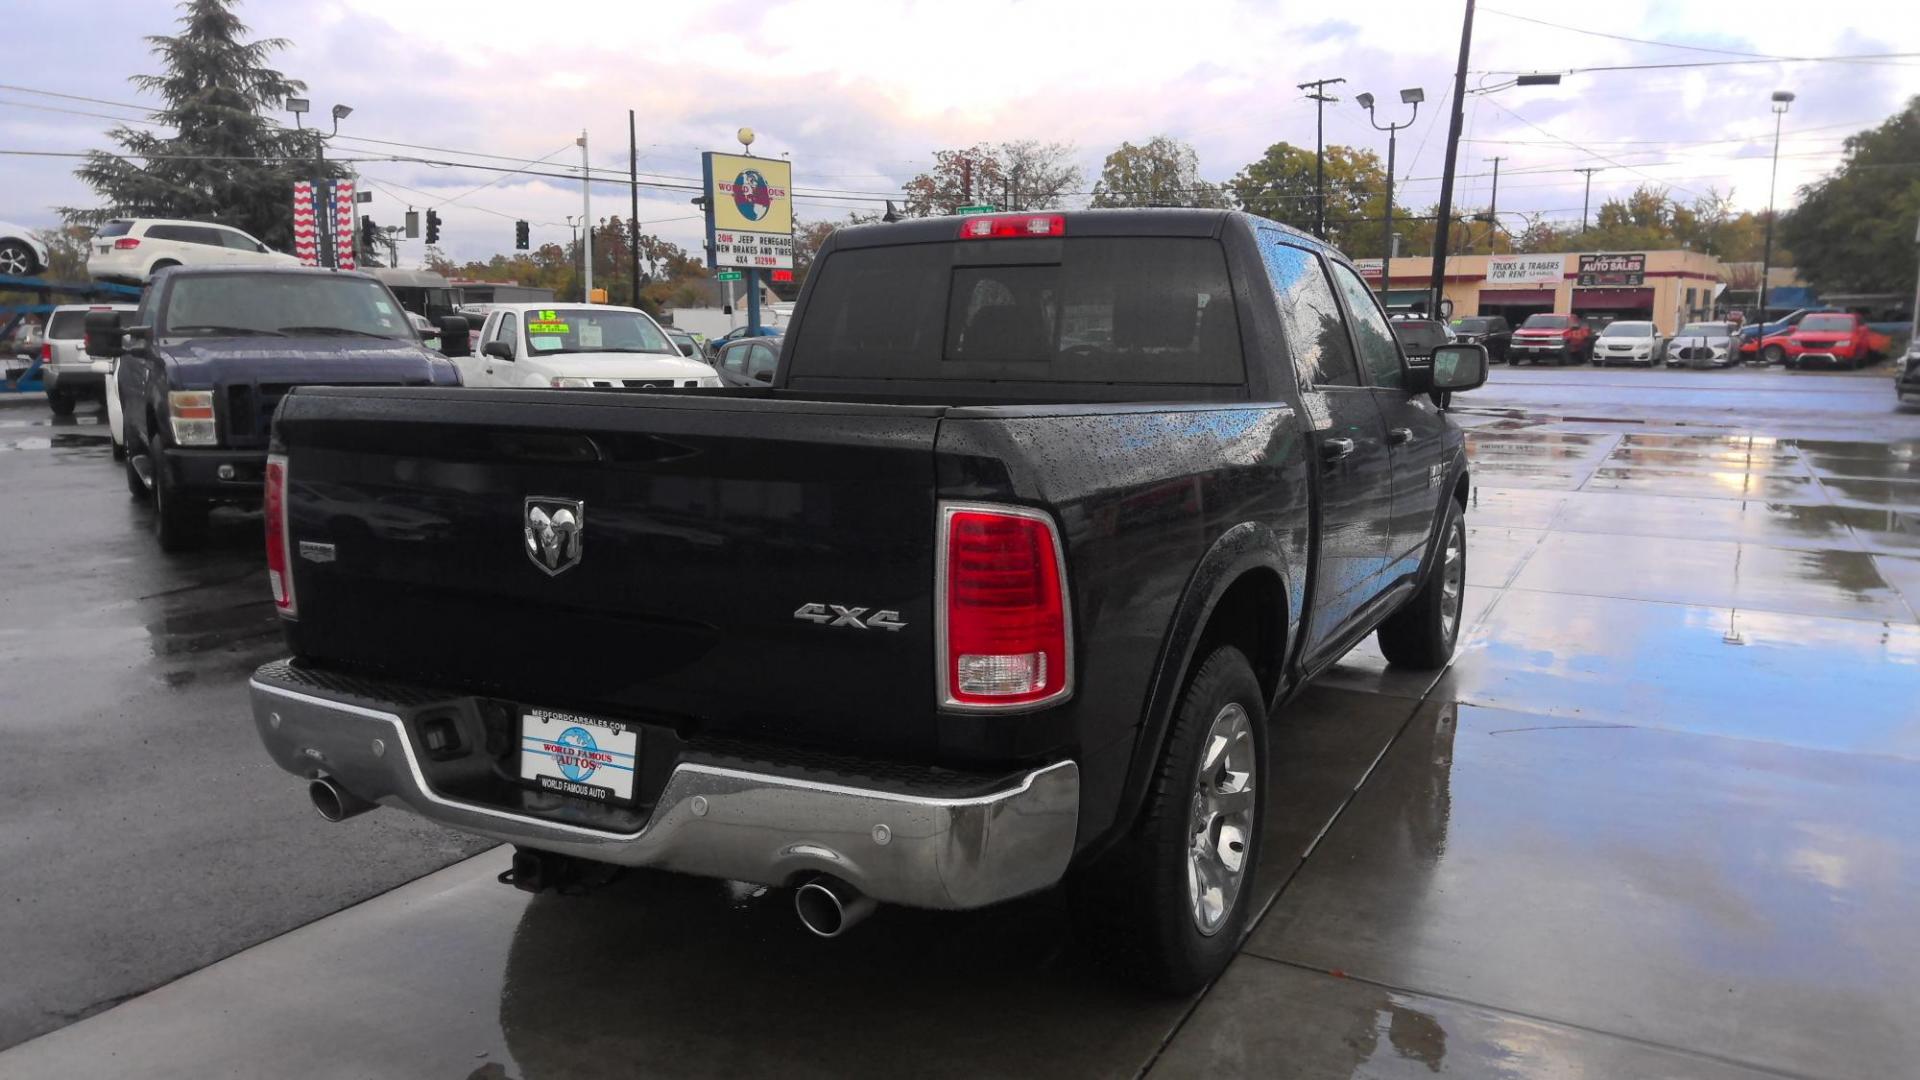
[747,343,778,380]
[719,343,747,374]
[1327,262,1405,389]
[1256,232,1361,389]
[183,227,227,248]
[146,224,186,243]
[219,229,261,252]
[494,314,519,355]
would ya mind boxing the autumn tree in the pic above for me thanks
[1090,136,1228,208]
[901,142,1083,216]
[1228,143,1394,256]
[62,0,341,251]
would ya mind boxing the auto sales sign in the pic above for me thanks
[1487,254,1563,286]
[1577,253,1646,287]
[703,152,794,270]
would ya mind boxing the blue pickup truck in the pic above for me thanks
[85,266,470,550]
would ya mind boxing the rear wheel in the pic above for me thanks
[1377,498,1467,669]
[1071,645,1266,993]
[1763,344,1786,365]
[0,240,36,277]
[47,391,75,416]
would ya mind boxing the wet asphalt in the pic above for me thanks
[2,365,1918,1078]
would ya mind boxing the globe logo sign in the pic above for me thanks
[731,169,775,221]
[552,725,603,783]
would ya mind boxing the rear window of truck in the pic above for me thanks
[789,237,1244,384]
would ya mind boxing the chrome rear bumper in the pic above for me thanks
[249,668,1080,910]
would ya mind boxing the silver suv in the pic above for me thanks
[41,304,137,416]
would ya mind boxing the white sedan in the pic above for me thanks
[465,304,721,388]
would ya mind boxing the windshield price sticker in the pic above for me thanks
[578,323,604,347]
[529,336,564,351]
[527,321,570,334]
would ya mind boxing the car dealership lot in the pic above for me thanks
[2,368,1917,1078]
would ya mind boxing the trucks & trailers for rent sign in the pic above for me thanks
[703,152,794,270]
[1487,255,1563,285]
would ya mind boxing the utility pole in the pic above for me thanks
[578,130,593,302]
[962,155,973,204]
[1426,0,1475,318]
[629,110,642,309]
[1484,156,1502,252]
[1297,77,1346,239]
[1757,91,1795,322]
[1575,167,1602,235]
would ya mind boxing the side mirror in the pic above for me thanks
[751,370,773,384]
[1430,343,1489,392]
[437,316,471,358]
[84,311,125,358]
[483,340,514,362]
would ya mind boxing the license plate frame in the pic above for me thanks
[518,707,640,805]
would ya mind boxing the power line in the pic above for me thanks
[1480,8,1908,64]
[1480,52,1920,76]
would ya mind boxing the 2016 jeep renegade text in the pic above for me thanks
[248,210,1488,992]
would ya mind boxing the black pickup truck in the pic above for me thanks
[85,266,470,551]
[247,210,1488,991]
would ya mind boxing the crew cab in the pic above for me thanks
[245,210,1489,992]
[467,303,721,389]
[85,266,469,551]
[1780,312,1887,370]
[1509,313,1594,365]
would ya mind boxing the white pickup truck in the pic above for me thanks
[465,303,721,389]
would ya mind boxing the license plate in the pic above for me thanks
[519,707,638,803]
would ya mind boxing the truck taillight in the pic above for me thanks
[113,237,141,250]
[958,214,1065,239]
[265,454,295,616]
[940,503,1072,710]
[39,343,51,362]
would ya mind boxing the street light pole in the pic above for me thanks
[1298,77,1346,239]
[578,130,593,303]
[1757,90,1795,322]
[1359,89,1423,305]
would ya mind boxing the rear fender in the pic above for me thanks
[1079,522,1296,863]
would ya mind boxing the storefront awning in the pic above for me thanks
[1572,288,1655,311]
[1383,289,1430,308]
[1479,288,1554,305]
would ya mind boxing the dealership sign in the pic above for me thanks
[702,152,795,270]
[1577,253,1646,288]
[1487,254,1563,286]
[1353,258,1382,281]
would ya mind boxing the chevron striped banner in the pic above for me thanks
[292,181,318,265]
[292,178,358,269]
[333,180,356,271]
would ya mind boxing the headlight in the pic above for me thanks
[551,376,593,388]
[698,376,722,388]
[167,390,217,446]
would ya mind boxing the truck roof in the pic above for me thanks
[154,264,378,281]
[831,207,1332,256]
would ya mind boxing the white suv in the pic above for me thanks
[87,218,300,283]
[40,303,137,416]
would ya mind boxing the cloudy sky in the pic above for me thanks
[4,0,1916,265]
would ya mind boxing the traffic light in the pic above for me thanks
[360,215,378,251]
[515,220,530,250]
[425,209,442,245]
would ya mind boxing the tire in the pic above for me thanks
[1763,344,1785,365]
[1070,645,1266,994]
[125,438,149,497]
[47,391,75,416]
[1376,497,1467,669]
[151,456,208,552]
[0,239,37,277]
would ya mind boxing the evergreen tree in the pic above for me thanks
[61,0,341,250]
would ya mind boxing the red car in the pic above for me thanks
[1508,313,1596,366]
[1781,313,1889,370]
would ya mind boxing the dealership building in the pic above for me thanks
[1356,250,1729,334]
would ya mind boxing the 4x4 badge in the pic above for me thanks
[524,497,585,576]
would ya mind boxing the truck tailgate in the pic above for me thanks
[275,389,945,755]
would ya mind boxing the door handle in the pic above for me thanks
[1320,437,1356,462]
[1388,427,1414,445]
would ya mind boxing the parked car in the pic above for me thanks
[86,218,301,284]
[1739,308,1839,364]
[712,334,782,386]
[1593,320,1662,366]
[246,208,1491,994]
[39,303,138,415]
[703,323,780,360]
[1509,313,1595,365]
[665,328,701,358]
[86,266,469,550]
[1449,315,1511,362]
[4,318,45,380]
[466,304,721,389]
[1388,318,1453,362]
[1780,312,1888,370]
[0,222,51,277]
[1665,322,1737,368]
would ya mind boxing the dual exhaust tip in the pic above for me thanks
[310,778,877,938]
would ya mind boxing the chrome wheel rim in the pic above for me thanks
[0,245,28,276]
[1188,702,1256,936]
[1439,517,1465,643]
